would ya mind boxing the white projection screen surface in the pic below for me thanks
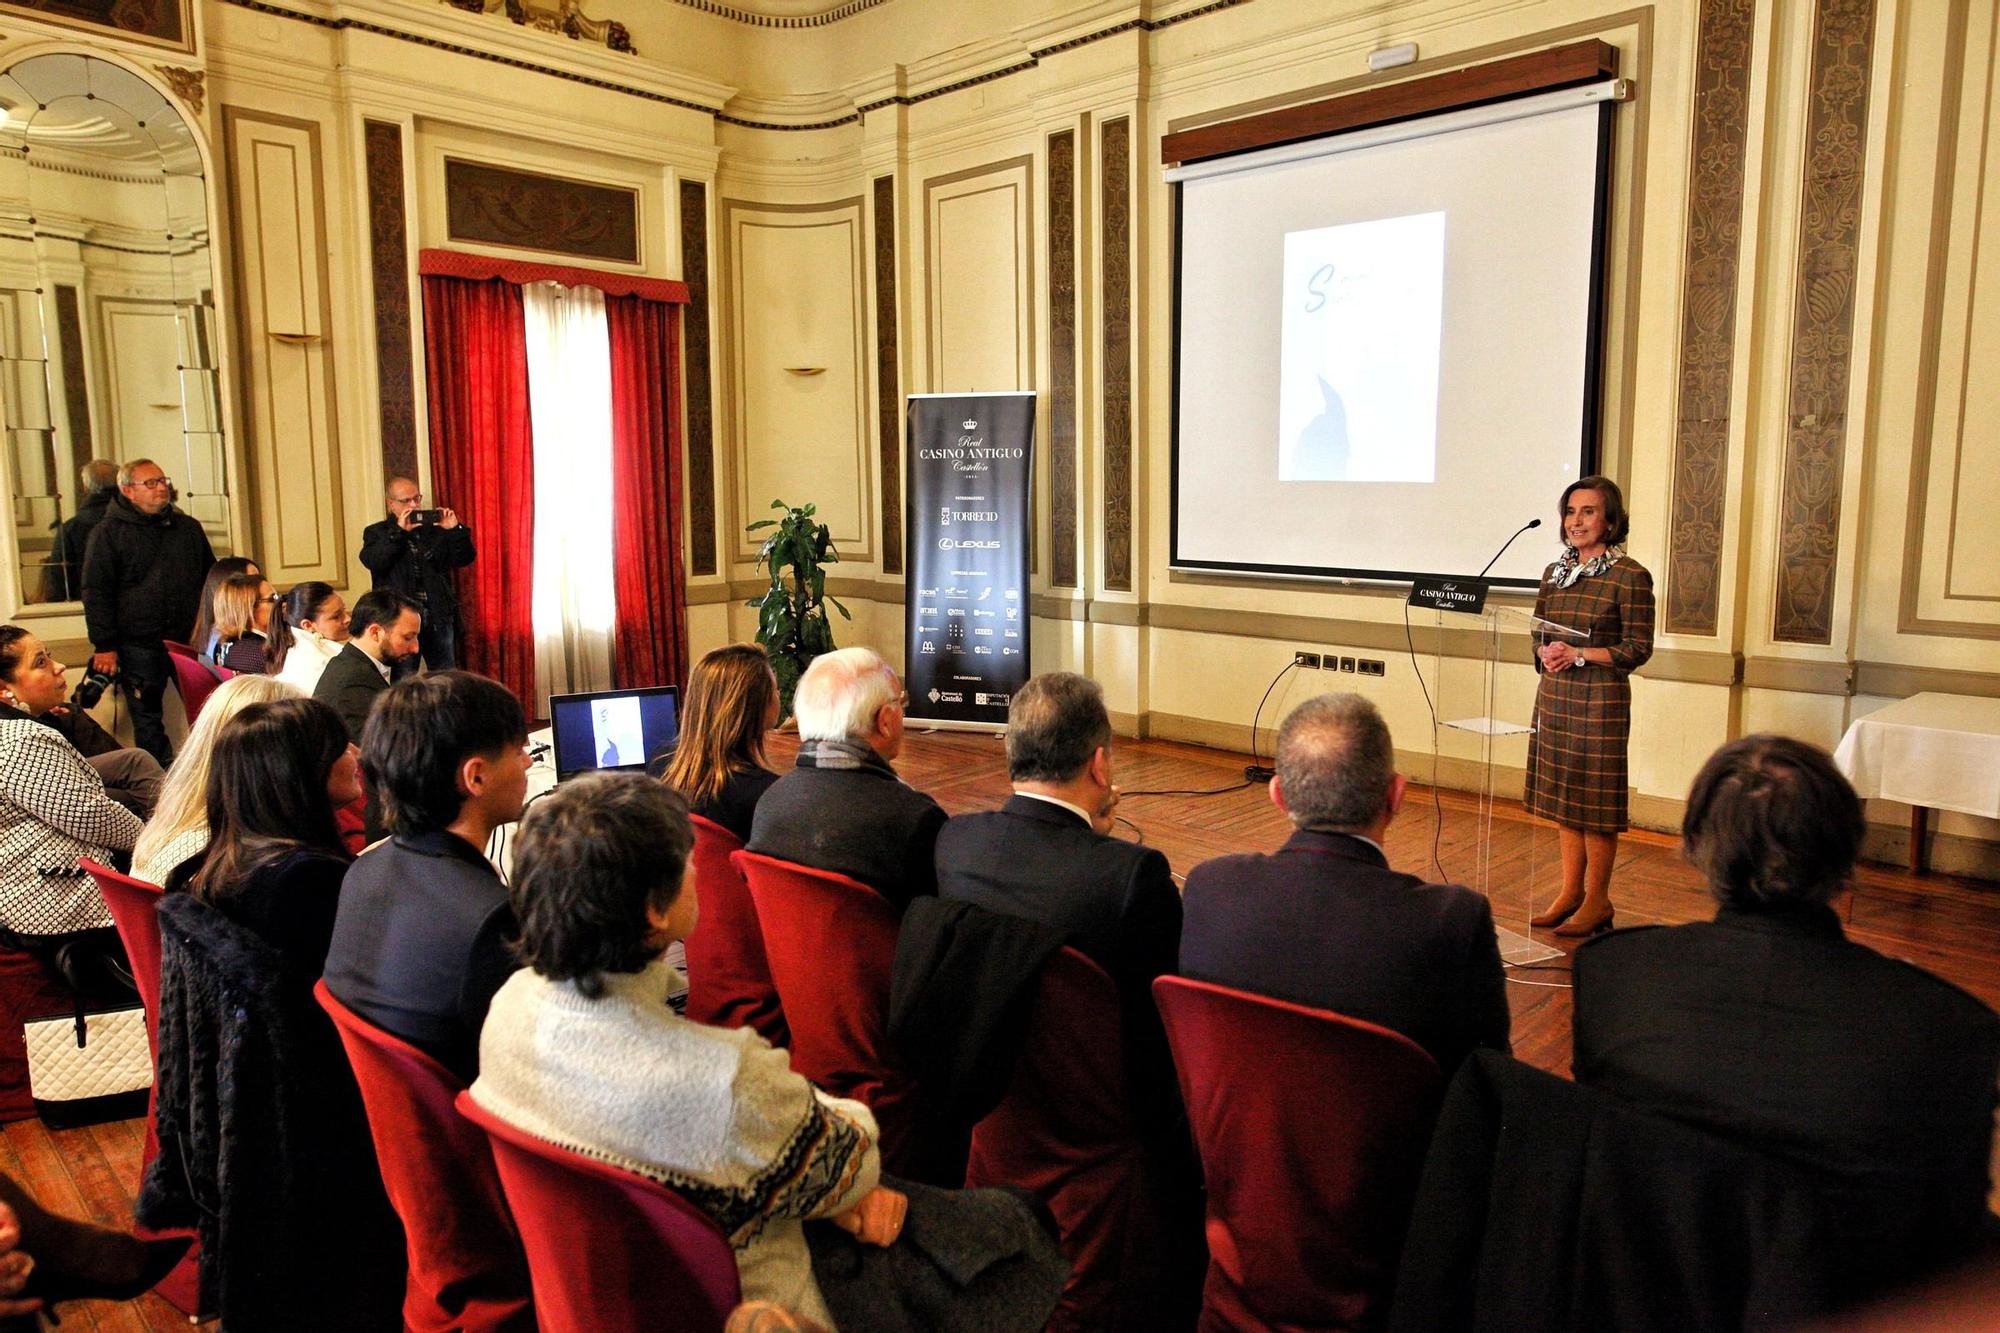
[1171,91,1615,586]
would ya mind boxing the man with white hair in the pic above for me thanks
[746,646,945,912]
[1180,692,1510,1073]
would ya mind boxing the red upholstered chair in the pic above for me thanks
[1153,976,1444,1332]
[968,946,1179,1331]
[315,981,535,1333]
[79,858,204,1317]
[455,1091,739,1333]
[731,850,919,1171]
[164,642,231,723]
[684,816,788,1048]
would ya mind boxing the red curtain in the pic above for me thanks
[605,292,689,689]
[422,275,538,709]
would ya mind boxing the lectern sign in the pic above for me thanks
[1407,575,1490,614]
[904,392,1035,728]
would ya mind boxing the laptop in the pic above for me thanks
[547,685,680,781]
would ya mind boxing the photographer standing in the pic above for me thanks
[360,477,474,672]
[80,458,215,764]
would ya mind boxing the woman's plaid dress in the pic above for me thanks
[1524,557,1655,833]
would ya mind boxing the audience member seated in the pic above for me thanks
[0,627,144,941]
[1181,693,1510,1073]
[130,674,300,887]
[141,694,403,1329]
[188,555,257,662]
[1572,734,2000,1305]
[471,774,1063,1332]
[659,642,782,841]
[0,627,161,820]
[323,671,529,1081]
[314,589,422,744]
[747,647,944,912]
[209,573,278,674]
[273,581,350,696]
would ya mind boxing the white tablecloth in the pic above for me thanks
[1832,693,2000,819]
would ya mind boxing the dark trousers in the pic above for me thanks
[115,642,172,766]
[419,616,457,672]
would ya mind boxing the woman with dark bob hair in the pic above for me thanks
[1524,474,1654,936]
[471,774,1064,1331]
[1572,735,2000,1308]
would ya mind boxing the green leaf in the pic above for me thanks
[771,498,788,510]
[828,595,851,619]
[802,503,816,516]
[746,519,777,532]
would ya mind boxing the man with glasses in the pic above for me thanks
[79,458,215,763]
[360,476,474,671]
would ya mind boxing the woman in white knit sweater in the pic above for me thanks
[470,773,904,1329]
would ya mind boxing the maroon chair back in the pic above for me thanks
[683,816,788,1048]
[314,982,534,1333]
[1153,976,1444,1332]
[968,946,1161,1330]
[164,643,230,723]
[731,849,917,1168]
[455,1091,739,1333]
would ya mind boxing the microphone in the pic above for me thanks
[1475,518,1541,580]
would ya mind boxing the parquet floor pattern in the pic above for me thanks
[21,730,2000,1328]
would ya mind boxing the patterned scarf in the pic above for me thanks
[795,736,900,780]
[1549,543,1625,589]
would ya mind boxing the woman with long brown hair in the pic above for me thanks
[210,574,281,675]
[659,643,781,841]
[190,555,258,660]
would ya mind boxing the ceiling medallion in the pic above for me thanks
[444,0,636,54]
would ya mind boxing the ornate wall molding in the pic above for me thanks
[679,178,716,577]
[1663,0,1755,636]
[442,157,640,264]
[1100,116,1132,593]
[363,121,418,485]
[152,63,204,116]
[1047,127,1078,589]
[872,174,901,575]
[670,0,886,28]
[1773,0,1877,644]
[443,0,635,54]
[3,0,189,49]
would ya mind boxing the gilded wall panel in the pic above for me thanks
[681,179,717,577]
[1047,128,1078,590]
[364,121,418,485]
[1101,116,1131,594]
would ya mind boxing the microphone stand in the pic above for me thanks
[1475,518,1542,581]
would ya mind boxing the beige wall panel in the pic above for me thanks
[724,199,872,563]
[225,110,343,585]
[1738,687,1848,752]
[924,159,1034,394]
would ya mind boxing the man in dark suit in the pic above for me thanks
[359,476,473,671]
[313,590,422,744]
[1181,692,1510,1073]
[1573,734,2000,1305]
[324,670,529,1081]
[747,647,944,912]
[935,670,1180,1003]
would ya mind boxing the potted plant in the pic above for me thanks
[746,499,851,719]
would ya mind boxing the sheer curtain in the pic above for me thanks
[522,281,616,713]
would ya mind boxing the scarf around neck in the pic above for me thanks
[795,736,900,780]
[1549,544,1625,590]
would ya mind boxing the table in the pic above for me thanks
[1832,693,2000,874]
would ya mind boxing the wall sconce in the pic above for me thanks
[784,366,827,376]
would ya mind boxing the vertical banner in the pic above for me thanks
[905,392,1035,728]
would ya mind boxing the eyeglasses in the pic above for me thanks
[256,595,281,605]
[133,476,172,490]
[390,493,422,505]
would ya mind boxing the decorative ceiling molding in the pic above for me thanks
[669,0,888,28]
[153,62,205,115]
[441,0,636,55]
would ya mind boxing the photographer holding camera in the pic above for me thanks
[359,477,474,672]
[79,458,216,765]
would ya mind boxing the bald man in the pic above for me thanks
[359,476,474,671]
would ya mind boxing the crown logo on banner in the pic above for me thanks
[962,419,978,430]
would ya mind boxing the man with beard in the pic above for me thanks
[314,590,422,744]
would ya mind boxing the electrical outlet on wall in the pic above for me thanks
[1294,651,1323,670]
[1358,658,1386,677]
[1338,656,1356,672]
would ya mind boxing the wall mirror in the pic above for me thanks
[0,52,232,610]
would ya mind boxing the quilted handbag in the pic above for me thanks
[22,932,151,1129]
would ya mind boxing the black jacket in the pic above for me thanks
[313,642,392,745]
[80,494,215,651]
[140,888,404,1331]
[359,518,474,620]
[1573,904,2000,1298]
[747,754,946,913]
[1180,829,1510,1074]
[43,488,114,601]
[323,831,519,1083]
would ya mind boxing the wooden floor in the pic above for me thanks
[18,729,2000,1329]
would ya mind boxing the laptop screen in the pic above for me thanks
[548,686,680,781]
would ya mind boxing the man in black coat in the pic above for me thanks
[325,670,529,1082]
[1181,692,1510,1074]
[313,590,422,745]
[43,459,119,601]
[80,458,215,763]
[359,476,474,671]
[747,647,944,914]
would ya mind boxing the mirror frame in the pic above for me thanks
[0,40,243,629]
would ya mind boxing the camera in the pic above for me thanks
[71,666,116,710]
[410,508,444,526]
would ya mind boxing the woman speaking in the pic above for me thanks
[1525,476,1654,937]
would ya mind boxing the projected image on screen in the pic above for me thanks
[1278,212,1445,483]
